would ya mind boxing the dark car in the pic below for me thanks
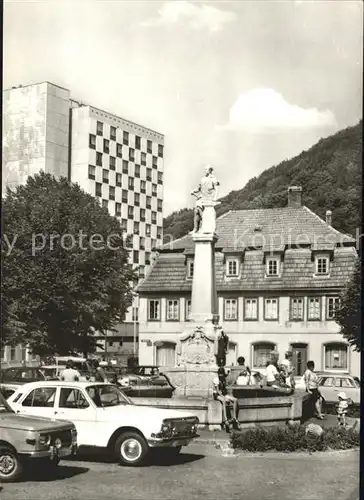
[117,366,175,398]
[0,367,58,399]
[0,367,60,383]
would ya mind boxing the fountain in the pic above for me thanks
[134,166,309,427]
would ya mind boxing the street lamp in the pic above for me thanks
[132,292,139,358]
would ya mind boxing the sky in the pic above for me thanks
[4,0,363,216]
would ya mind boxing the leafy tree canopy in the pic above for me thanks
[163,121,361,242]
[335,259,361,352]
[1,172,136,356]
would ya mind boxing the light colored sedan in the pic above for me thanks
[294,373,360,404]
[8,381,199,466]
[316,374,360,404]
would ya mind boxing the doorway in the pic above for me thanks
[290,343,308,377]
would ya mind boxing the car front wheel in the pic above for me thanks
[115,432,149,466]
[0,446,23,482]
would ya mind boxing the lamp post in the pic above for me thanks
[132,292,139,358]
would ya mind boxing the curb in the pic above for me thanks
[192,439,360,456]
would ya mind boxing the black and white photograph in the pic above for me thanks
[0,1,362,499]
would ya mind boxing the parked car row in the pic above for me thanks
[0,364,176,400]
[2,381,198,478]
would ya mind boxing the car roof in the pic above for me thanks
[1,367,36,372]
[13,381,110,390]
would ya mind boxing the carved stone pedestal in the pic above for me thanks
[162,325,218,397]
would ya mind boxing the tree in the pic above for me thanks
[335,259,361,352]
[1,172,136,356]
[163,121,361,241]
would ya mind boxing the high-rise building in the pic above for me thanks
[2,82,70,192]
[69,101,164,281]
[2,81,164,365]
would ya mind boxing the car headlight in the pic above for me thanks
[39,434,51,446]
[71,428,78,445]
[161,423,172,435]
[151,420,172,438]
[54,438,62,449]
[119,377,130,386]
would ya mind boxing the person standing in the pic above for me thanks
[303,361,325,419]
[215,328,229,367]
[60,360,81,382]
[280,351,295,389]
[91,359,108,382]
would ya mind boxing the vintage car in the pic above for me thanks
[0,390,77,482]
[116,366,175,398]
[317,373,360,405]
[0,366,58,400]
[0,367,51,384]
[295,373,360,404]
[7,381,199,466]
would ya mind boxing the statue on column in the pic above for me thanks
[190,166,220,233]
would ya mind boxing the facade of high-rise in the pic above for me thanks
[2,81,164,365]
[2,82,70,193]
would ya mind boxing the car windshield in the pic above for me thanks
[86,384,133,407]
[0,390,13,413]
[353,377,360,388]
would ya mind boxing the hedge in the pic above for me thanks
[230,425,360,452]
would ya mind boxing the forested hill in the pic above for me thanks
[163,121,362,242]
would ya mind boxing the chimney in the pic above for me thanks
[287,186,302,208]
[326,210,332,226]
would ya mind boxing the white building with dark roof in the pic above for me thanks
[136,187,360,377]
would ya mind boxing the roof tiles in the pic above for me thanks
[137,206,357,294]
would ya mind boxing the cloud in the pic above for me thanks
[221,88,337,133]
[140,1,236,32]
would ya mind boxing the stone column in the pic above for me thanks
[163,193,221,397]
[190,233,219,327]
[190,200,219,332]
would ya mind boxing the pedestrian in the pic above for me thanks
[60,360,81,382]
[90,359,108,382]
[215,328,229,367]
[303,361,325,420]
[227,356,251,385]
[336,392,350,426]
[280,351,295,389]
[265,355,279,387]
[212,367,240,431]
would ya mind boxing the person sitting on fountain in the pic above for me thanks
[227,356,251,385]
[265,354,280,388]
[213,367,240,432]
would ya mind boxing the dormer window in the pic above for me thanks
[266,257,280,276]
[315,256,329,275]
[187,259,194,279]
[226,258,239,277]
